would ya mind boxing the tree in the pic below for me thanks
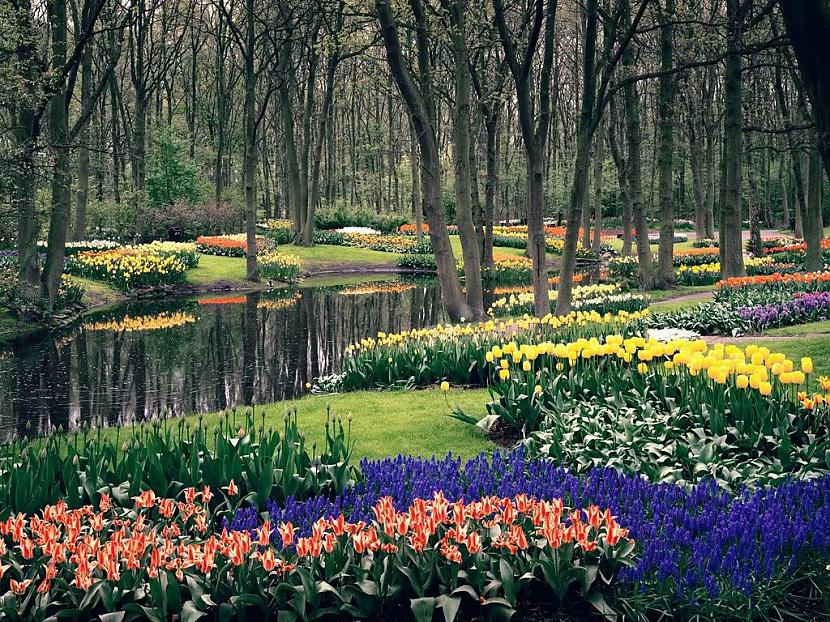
[375,0,472,321]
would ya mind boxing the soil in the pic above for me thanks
[486,418,524,447]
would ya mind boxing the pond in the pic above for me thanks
[0,276,478,438]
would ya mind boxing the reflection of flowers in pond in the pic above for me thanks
[84,311,198,332]
[257,292,302,310]
[340,281,416,296]
[197,296,247,306]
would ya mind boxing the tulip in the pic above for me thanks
[440,381,449,392]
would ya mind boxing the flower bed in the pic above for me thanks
[229,451,830,620]
[692,238,718,248]
[715,271,830,305]
[38,239,120,255]
[738,291,830,330]
[64,243,196,290]
[648,233,688,244]
[0,484,634,621]
[673,247,720,266]
[674,257,775,286]
[488,284,648,317]
[258,250,302,282]
[196,234,266,257]
[339,309,646,391]
[258,219,294,244]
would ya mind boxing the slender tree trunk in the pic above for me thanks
[592,123,604,253]
[655,0,676,287]
[449,0,484,318]
[376,0,471,321]
[243,0,259,282]
[555,0,595,315]
[804,146,825,271]
[73,26,93,242]
[482,113,498,270]
[720,0,745,279]
[42,0,72,308]
[608,95,632,256]
[622,19,654,289]
[409,121,424,238]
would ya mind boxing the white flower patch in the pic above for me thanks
[337,226,381,235]
[647,327,701,342]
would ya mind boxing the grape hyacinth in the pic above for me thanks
[738,290,830,330]
[226,449,830,605]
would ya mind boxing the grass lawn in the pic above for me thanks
[115,387,494,461]
[752,336,830,378]
[186,254,250,285]
[765,319,830,337]
[276,244,404,271]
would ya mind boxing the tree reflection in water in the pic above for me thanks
[0,278,445,438]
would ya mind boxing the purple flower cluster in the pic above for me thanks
[226,450,830,604]
[738,291,830,329]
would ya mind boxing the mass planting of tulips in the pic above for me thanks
[64,242,197,290]
[258,250,302,282]
[0,491,634,621]
[195,234,267,257]
[340,309,647,390]
[488,283,648,317]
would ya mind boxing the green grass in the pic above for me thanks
[277,244,404,270]
[117,388,494,461]
[752,336,830,379]
[449,236,525,258]
[765,320,830,337]
[186,254,250,285]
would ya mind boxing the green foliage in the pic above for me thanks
[0,407,354,516]
[146,129,203,209]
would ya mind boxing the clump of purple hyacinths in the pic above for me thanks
[227,449,830,615]
[738,290,830,330]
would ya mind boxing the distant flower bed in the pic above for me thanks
[38,239,120,255]
[336,226,381,235]
[65,243,197,290]
[258,250,302,282]
[488,284,648,317]
[673,247,720,266]
[692,237,718,248]
[715,271,830,306]
[648,233,688,244]
[196,234,266,257]
[738,291,830,331]
[675,257,774,286]
[258,219,294,244]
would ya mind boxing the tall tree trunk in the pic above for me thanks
[622,10,654,289]
[745,132,763,255]
[482,113,498,270]
[804,146,825,271]
[555,0,595,315]
[409,121,424,238]
[42,0,72,308]
[449,0,484,318]
[655,0,676,287]
[592,123,604,253]
[608,95,632,256]
[720,0,745,279]
[243,0,259,282]
[376,0,471,321]
[73,23,93,242]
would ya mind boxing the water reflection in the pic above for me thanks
[0,277,445,438]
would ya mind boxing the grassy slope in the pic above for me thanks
[186,254,250,285]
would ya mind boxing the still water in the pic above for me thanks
[0,276,463,438]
